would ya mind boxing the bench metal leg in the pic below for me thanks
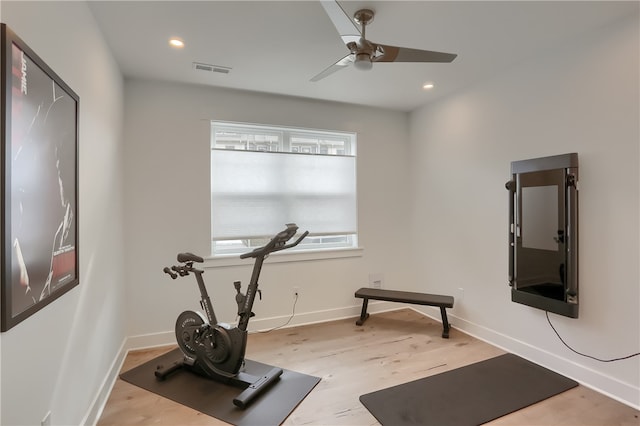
[439,306,450,338]
[356,298,370,326]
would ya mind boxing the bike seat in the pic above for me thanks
[177,252,204,263]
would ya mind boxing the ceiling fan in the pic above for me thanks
[311,0,457,82]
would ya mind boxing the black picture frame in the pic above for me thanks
[1,24,79,331]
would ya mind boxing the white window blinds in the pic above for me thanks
[211,135,357,242]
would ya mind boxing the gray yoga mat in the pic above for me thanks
[120,348,320,426]
[360,353,578,426]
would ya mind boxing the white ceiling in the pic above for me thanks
[88,1,637,112]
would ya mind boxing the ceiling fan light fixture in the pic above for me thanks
[353,53,373,71]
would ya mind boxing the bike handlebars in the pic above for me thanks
[239,223,309,259]
[163,224,309,279]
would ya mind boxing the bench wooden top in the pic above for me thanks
[355,287,454,308]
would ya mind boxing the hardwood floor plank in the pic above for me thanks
[98,309,639,425]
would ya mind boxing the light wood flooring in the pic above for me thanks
[98,309,639,425]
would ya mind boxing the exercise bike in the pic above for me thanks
[155,223,308,409]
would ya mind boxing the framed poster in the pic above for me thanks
[1,24,79,331]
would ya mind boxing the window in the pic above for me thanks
[211,122,357,256]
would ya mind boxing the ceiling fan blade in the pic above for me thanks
[319,0,361,45]
[310,54,354,82]
[374,44,457,63]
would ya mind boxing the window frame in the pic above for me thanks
[210,121,359,259]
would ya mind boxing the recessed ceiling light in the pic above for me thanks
[423,83,435,90]
[169,38,184,48]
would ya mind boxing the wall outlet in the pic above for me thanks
[41,411,52,426]
[457,287,464,302]
[293,286,300,299]
[369,273,384,289]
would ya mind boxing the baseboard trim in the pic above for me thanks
[412,305,640,410]
[82,339,128,426]
[124,301,400,349]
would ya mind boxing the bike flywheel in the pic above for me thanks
[175,310,206,357]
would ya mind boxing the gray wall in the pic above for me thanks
[409,13,639,406]
[0,2,126,425]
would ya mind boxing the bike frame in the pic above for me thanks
[168,224,308,331]
[237,255,264,331]
[191,268,218,325]
[187,255,262,332]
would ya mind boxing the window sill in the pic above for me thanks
[204,247,364,268]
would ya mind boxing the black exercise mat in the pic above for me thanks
[120,348,320,426]
[360,353,578,426]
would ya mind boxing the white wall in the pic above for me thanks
[1,2,635,423]
[123,80,412,338]
[409,13,639,407]
[0,2,126,425]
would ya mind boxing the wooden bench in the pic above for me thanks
[354,288,455,338]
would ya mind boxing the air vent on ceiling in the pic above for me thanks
[193,62,232,74]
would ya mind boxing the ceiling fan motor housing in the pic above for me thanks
[351,36,375,71]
